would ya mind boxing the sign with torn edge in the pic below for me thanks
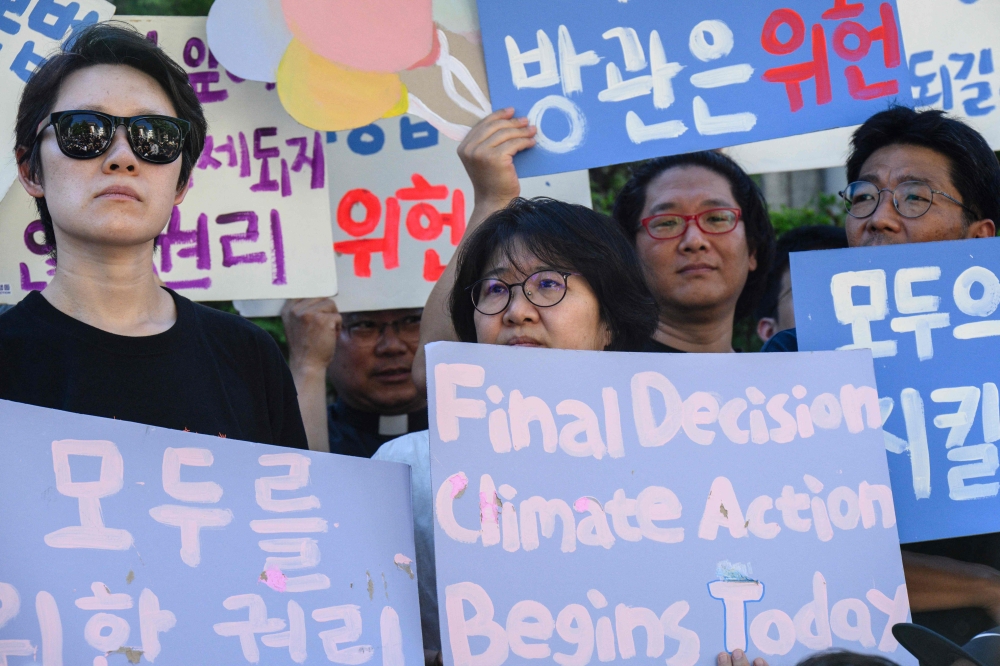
[427,342,914,665]
[0,398,422,665]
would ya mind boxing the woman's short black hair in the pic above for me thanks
[847,105,1000,226]
[611,151,776,321]
[450,197,659,352]
[15,21,207,250]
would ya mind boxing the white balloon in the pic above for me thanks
[206,0,292,83]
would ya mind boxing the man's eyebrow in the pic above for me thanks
[647,198,733,214]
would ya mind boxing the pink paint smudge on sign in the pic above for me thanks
[260,567,287,592]
[479,491,498,524]
[447,473,468,499]
[574,497,590,512]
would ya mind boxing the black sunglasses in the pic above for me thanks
[39,110,190,164]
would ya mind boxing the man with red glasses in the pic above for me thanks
[764,106,1000,646]
[0,22,307,449]
[281,298,428,456]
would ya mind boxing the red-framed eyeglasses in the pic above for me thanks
[640,208,742,240]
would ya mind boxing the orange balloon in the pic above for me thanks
[276,39,405,131]
[281,0,433,73]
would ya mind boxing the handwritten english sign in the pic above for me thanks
[326,115,592,313]
[0,0,116,199]
[475,0,912,177]
[427,342,914,665]
[793,237,1000,545]
[725,0,1000,174]
[0,16,338,304]
[0,398,422,665]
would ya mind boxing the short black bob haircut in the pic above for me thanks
[611,151,776,322]
[755,225,847,321]
[450,197,659,352]
[15,21,207,251]
[847,106,1000,227]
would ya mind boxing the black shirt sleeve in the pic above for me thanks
[262,334,309,451]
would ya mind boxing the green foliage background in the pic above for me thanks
[117,0,843,354]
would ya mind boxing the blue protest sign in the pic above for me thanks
[0,399,422,665]
[475,0,912,177]
[427,342,914,665]
[793,237,1000,544]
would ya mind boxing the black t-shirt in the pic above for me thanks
[328,399,429,458]
[0,289,307,449]
[643,338,686,353]
[760,327,799,352]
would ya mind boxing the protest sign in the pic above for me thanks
[0,16,338,305]
[0,0,115,199]
[427,342,914,664]
[327,115,592,313]
[725,0,1000,174]
[792,237,1000,544]
[0,398,422,665]
[476,0,911,177]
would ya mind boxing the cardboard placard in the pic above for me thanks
[427,342,914,664]
[0,398,422,664]
[794,237,1000,544]
[476,0,912,176]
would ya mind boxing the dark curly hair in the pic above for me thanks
[15,21,207,252]
[450,197,659,352]
[611,151,776,321]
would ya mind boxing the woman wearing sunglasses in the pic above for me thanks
[0,22,308,449]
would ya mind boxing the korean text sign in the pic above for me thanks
[427,342,914,665]
[725,0,1000,174]
[0,0,115,198]
[0,399,422,665]
[476,0,911,177]
[0,16,338,304]
[793,238,1000,544]
[327,115,592,312]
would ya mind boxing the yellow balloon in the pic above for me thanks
[276,39,404,131]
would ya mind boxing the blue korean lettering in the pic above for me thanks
[347,124,385,155]
[11,39,44,81]
[28,0,79,40]
[961,82,995,116]
[908,51,940,107]
[400,116,439,150]
[0,0,30,35]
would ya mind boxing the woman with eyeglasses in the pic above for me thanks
[374,196,659,664]
[0,22,308,449]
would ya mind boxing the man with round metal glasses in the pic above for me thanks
[0,22,308,449]
[281,298,428,456]
[764,106,1000,646]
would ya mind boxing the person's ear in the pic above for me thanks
[16,147,44,198]
[748,247,758,272]
[968,218,996,239]
[173,176,190,206]
[757,317,777,343]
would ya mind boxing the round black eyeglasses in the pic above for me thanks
[839,180,974,219]
[469,271,578,316]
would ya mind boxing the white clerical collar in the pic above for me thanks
[378,414,408,436]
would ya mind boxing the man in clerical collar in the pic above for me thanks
[282,298,427,457]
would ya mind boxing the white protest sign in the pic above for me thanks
[327,115,592,313]
[0,0,116,199]
[724,0,1000,174]
[0,16,337,304]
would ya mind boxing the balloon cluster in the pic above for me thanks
[207,0,484,134]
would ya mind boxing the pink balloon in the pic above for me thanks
[281,0,434,73]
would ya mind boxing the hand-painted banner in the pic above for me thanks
[326,115,592,313]
[793,238,1000,544]
[0,0,116,199]
[0,399,421,665]
[427,342,914,665]
[0,16,338,304]
[476,0,911,177]
[726,0,1000,174]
